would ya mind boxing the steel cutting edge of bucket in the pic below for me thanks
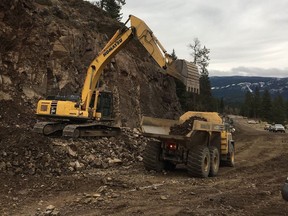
[166,59,200,94]
[141,116,180,135]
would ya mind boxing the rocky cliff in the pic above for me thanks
[0,0,182,128]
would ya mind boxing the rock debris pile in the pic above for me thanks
[0,127,150,176]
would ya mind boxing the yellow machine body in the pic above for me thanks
[36,15,199,122]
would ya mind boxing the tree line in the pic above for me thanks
[240,88,288,124]
[173,39,288,125]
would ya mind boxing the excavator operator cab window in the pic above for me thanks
[96,91,113,120]
[89,91,96,109]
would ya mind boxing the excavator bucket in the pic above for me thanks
[167,59,200,93]
[141,116,181,135]
[129,15,199,93]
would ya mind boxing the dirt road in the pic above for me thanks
[1,116,288,216]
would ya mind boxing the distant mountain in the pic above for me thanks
[210,76,288,105]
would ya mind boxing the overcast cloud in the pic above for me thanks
[118,0,288,77]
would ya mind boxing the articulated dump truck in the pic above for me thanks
[141,112,235,178]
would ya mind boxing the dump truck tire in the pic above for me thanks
[227,143,235,167]
[282,178,288,201]
[187,145,210,178]
[222,143,235,167]
[143,141,164,172]
[209,146,220,177]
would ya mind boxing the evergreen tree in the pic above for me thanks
[174,79,188,110]
[241,91,254,117]
[104,0,121,20]
[261,89,272,121]
[238,88,288,124]
[188,38,201,64]
[219,97,224,114]
[271,94,286,124]
[253,87,261,118]
[199,74,214,111]
[171,49,177,60]
[187,38,213,111]
[94,0,125,21]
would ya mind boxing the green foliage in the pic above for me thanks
[170,49,177,60]
[261,89,272,121]
[253,87,261,118]
[188,38,210,76]
[93,0,125,21]
[219,97,224,113]
[240,88,288,124]
[271,94,286,124]
[175,38,220,113]
[240,91,254,117]
[104,0,122,20]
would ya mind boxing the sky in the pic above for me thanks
[117,0,288,77]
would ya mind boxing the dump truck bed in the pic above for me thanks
[141,115,225,146]
[141,116,224,135]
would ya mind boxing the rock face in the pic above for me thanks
[0,0,182,128]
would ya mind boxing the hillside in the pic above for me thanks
[0,0,182,130]
[210,76,288,105]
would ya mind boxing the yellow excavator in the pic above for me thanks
[33,15,199,138]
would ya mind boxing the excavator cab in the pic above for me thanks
[96,91,114,120]
[88,90,113,120]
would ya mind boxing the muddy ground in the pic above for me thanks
[0,116,288,216]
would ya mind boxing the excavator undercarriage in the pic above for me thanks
[34,121,121,138]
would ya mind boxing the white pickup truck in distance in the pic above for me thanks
[272,124,286,133]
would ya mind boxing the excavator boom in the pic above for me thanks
[81,15,199,110]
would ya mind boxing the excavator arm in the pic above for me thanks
[130,15,199,89]
[130,15,199,93]
[81,15,199,111]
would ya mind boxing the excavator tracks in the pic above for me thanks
[62,123,121,138]
[33,121,121,138]
[33,122,67,136]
